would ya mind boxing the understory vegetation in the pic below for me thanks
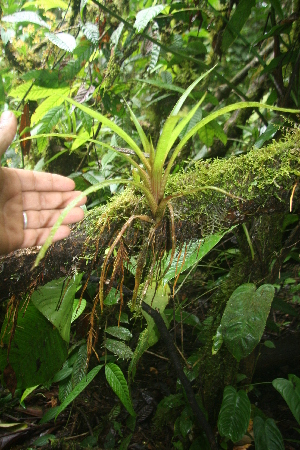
[0,0,300,448]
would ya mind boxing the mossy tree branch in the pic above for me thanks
[0,130,299,299]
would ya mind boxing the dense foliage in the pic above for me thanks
[0,0,300,448]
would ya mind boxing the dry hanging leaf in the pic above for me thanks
[19,103,31,157]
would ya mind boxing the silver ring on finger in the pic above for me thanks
[23,211,28,230]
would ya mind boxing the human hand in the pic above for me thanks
[0,111,87,255]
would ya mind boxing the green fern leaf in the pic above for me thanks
[105,363,135,416]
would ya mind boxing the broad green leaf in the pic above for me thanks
[22,69,59,87]
[221,0,255,52]
[0,301,67,390]
[111,22,124,46]
[32,105,64,131]
[272,375,300,424]
[33,434,56,446]
[254,124,278,149]
[105,338,133,360]
[217,386,251,442]
[71,344,88,387]
[220,284,275,361]
[71,130,90,150]
[198,123,215,147]
[179,408,193,438]
[142,282,171,333]
[9,83,69,102]
[31,274,83,342]
[105,363,135,416]
[134,5,166,33]
[71,298,86,323]
[82,22,99,44]
[105,326,132,341]
[269,0,284,20]
[210,120,227,145]
[23,0,68,10]
[52,366,73,383]
[20,385,39,403]
[253,417,284,450]
[46,365,103,421]
[212,325,223,355]
[45,32,76,52]
[40,406,60,424]
[77,108,93,134]
[128,328,150,380]
[163,229,234,284]
[31,91,70,124]
[2,11,50,29]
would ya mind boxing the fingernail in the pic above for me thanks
[0,111,14,123]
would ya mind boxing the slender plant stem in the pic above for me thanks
[141,301,219,450]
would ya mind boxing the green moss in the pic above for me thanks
[165,127,300,234]
[101,52,121,92]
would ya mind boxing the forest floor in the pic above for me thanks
[0,262,300,450]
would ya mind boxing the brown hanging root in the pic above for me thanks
[117,261,125,326]
[78,234,101,311]
[86,215,153,362]
[160,202,177,280]
[87,298,99,363]
[2,296,20,361]
[99,214,153,312]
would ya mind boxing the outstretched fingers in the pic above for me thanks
[12,168,77,192]
[24,206,85,229]
[22,190,87,211]
[21,225,73,249]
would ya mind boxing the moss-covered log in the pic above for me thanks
[0,129,299,299]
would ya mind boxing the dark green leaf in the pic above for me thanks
[51,365,103,421]
[221,0,255,52]
[217,386,251,442]
[31,274,83,342]
[220,284,275,361]
[270,0,284,19]
[272,375,300,424]
[254,124,278,149]
[52,366,73,383]
[253,417,284,450]
[198,123,215,146]
[105,363,135,416]
[0,302,67,390]
[179,408,193,438]
[105,338,133,360]
[163,230,233,284]
[33,434,56,446]
[106,326,132,341]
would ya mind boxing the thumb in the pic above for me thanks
[0,111,17,158]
